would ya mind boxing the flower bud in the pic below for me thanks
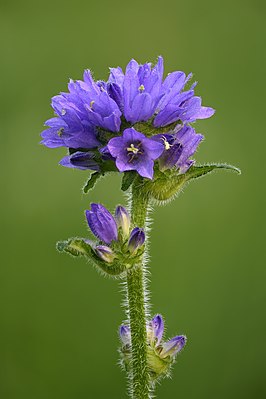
[85,203,118,244]
[128,227,145,253]
[95,245,115,263]
[115,206,130,237]
[159,335,187,359]
[149,314,164,346]
[119,325,131,346]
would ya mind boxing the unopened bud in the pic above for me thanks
[159,335,187,359]
[115,206,130,237]
[119,325,131,346]
[95,245,115,263]
[128,227,145,253]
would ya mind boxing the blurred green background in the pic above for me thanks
[1,0,265,397]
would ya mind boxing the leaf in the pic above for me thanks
[143,162,240,202]
[121,171,137,191]
[187,163,241,180]
[83,171,102,194]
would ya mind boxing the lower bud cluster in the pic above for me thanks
[86,203,145,268]
[119,314,186,381]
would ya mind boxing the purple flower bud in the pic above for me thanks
[160,335,187,359]
[85,203,118,244]
[59,151,100,171]
[115,206,130,237]
[119,325,131,346]
[95,245,115,263]
[149,314,164,345]
[128,227,145,253]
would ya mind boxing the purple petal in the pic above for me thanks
[142,138,164,160]
[137,158,155,179]
[196,106,215,119]
[130,92,153,123]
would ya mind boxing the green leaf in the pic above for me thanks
[121,171,137,191]
[187,163,241,180]
[143,162,240,202]
[83,171,102,194]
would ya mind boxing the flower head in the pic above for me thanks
[107,128,164,179]
[42,56,214,180]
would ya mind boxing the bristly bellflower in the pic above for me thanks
[43,57,240,398]
[41,56,214,180]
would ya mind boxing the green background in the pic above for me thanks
[1,0,265,397]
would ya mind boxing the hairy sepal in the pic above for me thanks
[142,163,240,203]
[56,238,127,277]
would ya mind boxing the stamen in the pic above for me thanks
[138,84,145,92]
[161,136,172,150]
[57,127,64,137]
[127,143,139,155]
[90,100,95,109]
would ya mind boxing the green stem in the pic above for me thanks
[126,179,150,398]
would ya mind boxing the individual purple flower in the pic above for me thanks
[41,112,100,149]
[41,69,122,150]
[154,125,204,174]
[107,128,164,179]
[59,151,100,171]
[149,314,164,345]
[95,245,115,263]
[128,227,145,253]
[85,203,118,244]
[119,325,131,346]
[107,57,164,123]
[115,206,130,237]
[159,335,187,359]
[153,67,215,127]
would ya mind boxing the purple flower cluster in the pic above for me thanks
[85,203,145,262]
[41,57,214,179]
[120,314,186,359]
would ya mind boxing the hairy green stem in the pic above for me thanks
[126,179,151,398]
